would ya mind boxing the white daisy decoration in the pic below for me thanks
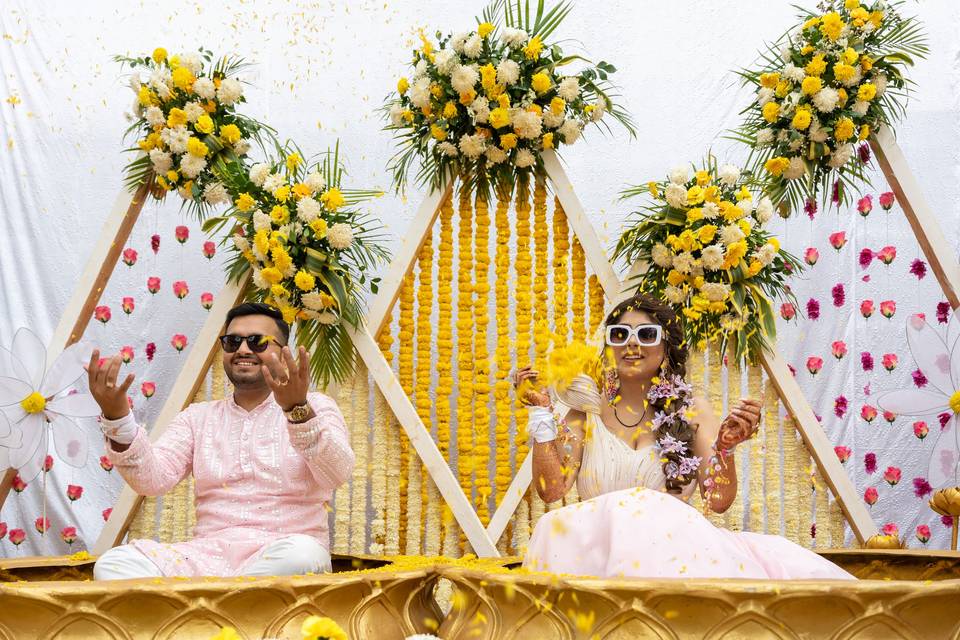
[877,313,960,489]
[0,328,100,481]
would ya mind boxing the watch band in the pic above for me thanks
[284,402,311,423]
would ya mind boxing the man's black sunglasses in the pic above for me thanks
[218,334,282,353]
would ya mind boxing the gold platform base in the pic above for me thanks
[2,550,960,639]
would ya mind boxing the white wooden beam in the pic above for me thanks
[870,125,960,309]
[349,323,499,557]
[94,275,249,554]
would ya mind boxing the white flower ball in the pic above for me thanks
[450,65,479,95]
[485,146,507,164]
[668,166,689,185]
[664,285,686,305]
[179,153,207,179]
[462,34,483,58]
[262,173,285,193]
[296,197,321,222]
[515,148,536,168]
[458,133,487,158]
[217,78,243,105]
[449,32,471,53]
[501,27,528,47]
[193,77,216,100]
[702,201,721,219]
[720,224,745,246]
[784,156,806,180]
[409,77,432,108]
[512,110,543,139]
[469,96,490,124]
[327,222,354,249]
[253,210,272,231]
[718,164,740,186]
[249,163,270,187]
[665,183,688,209]
[558,119,581,144]
[439,141,459,157]
[496,59,520,86]
[812,87,839,112]
[755,197,774,224]
[558,77,579,102]
[434,49,458,75]
[701,244,725,270]
[305,171,326,192]
[651,243,673,268]
[149,149,173,174]
[145,106,165,127]
[203,182,230,205]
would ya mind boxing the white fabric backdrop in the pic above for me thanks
[1,0,958,555]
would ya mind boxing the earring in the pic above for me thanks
[604,365,621,404]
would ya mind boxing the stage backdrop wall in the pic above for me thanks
[1,0,958,556]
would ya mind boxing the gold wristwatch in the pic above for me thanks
[284,402,311,423]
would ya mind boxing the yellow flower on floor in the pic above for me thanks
[208,626,240,640]
[220,123,241,144]
[858,83,877,101]
[321,187,345,211]
[294,270,316,291]
[531,72,551,94]
[195,114,214,134]
[301,615,348,640]
[152,48,167,63]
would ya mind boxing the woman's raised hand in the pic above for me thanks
[513,366,551,407]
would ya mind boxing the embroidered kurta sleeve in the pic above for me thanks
[286,392,355,488]
[102,406,196,497]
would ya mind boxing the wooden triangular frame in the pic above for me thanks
[8,125,943,553]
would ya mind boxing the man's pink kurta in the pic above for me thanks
[104,391,353,577]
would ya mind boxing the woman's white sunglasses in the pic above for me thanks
[605,324,663,347]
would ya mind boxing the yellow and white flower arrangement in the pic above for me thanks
[212,142,388,386]
[117,47,274,217]
[614,158,802,363]
[384,0,635,196]
[731,0,927,210]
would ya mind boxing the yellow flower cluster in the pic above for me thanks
[375,313,396,556]
[531,179,550,522]
[455,189,476,553]
[616,160,797,363]
[398,271,416,550]
[126,48,252,204]
[740,0,923,202]
[588,274,604,337]
[416,233,440,555]
[473,195,493,525]
[513,180,533,551]
[493,192,513,547]
[571,238,587,342]
[436,196,458,555]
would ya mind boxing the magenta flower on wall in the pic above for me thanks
[915,524,931,543]
[912,369,927,388]
[35,517,50,535]
[832,340,847,359]
[860,299,874,318]
[883,410,896,424]
[145,342,156,361]
[879,191,895,211]
[780,302,797,321]
[880,522,899,537]
[202,241,216,259]
[119,346,134,364]
[121,296,135,315]
[864,452,877,474]
[807,298,820,320]
[175,225,189,244]
[804,198,818,220]
[61,526,77,546]
[858,248,873,269]
[909,259,927,279]
[829,231,847,251]
[171,334,188,352]
[861,351,874,371]
[147,276,161,295]
[834,395,848,418]
[864,487,879,505]
[151,234,160,254]
[858,143,871,164]
[939,412,951,430]
[860,404,877,423]
[99,455,113,471]
[856,194,873,217]
[880,300,896,319]
[201,292,214,310]
[8,528,26,546]
[913,420,929,439]
[806,356,823,375]
[913,477,933,498]
[832,283,845,307]
[141,381,156,398]
[173,280,190,300]
[937,302,950,324]
[66,484,83,502]
[93,305,111,324]
[804,247,820,265]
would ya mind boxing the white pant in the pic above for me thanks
[93,534,332,580]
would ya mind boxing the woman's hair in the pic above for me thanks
[606,293,696,494]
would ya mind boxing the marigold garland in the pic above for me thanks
[350,368,370,555]
[513,176,533,551]
[398,271,416,549]
[384,310,403,555]
[436,195,458,556]
[727,359,746,531]
[332,375,353,553]
[588,274,603,337]
[552,197,570,346]
[814,462,831,549]
[416,235,440,555]
[783,417,803,544]
[455,188,476,553]
[704,351,726,527]
[747,366,765,533]
[493,191,514,549]
[571,237,587,343]
[763,382,783,535]
[530,178,550,522]
[472,194,494,525]
[371,323,393,556]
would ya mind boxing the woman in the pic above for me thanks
[515,293,853,580]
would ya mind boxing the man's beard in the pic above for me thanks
[225,356,266,388]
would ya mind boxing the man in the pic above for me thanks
[91,302,354,580]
